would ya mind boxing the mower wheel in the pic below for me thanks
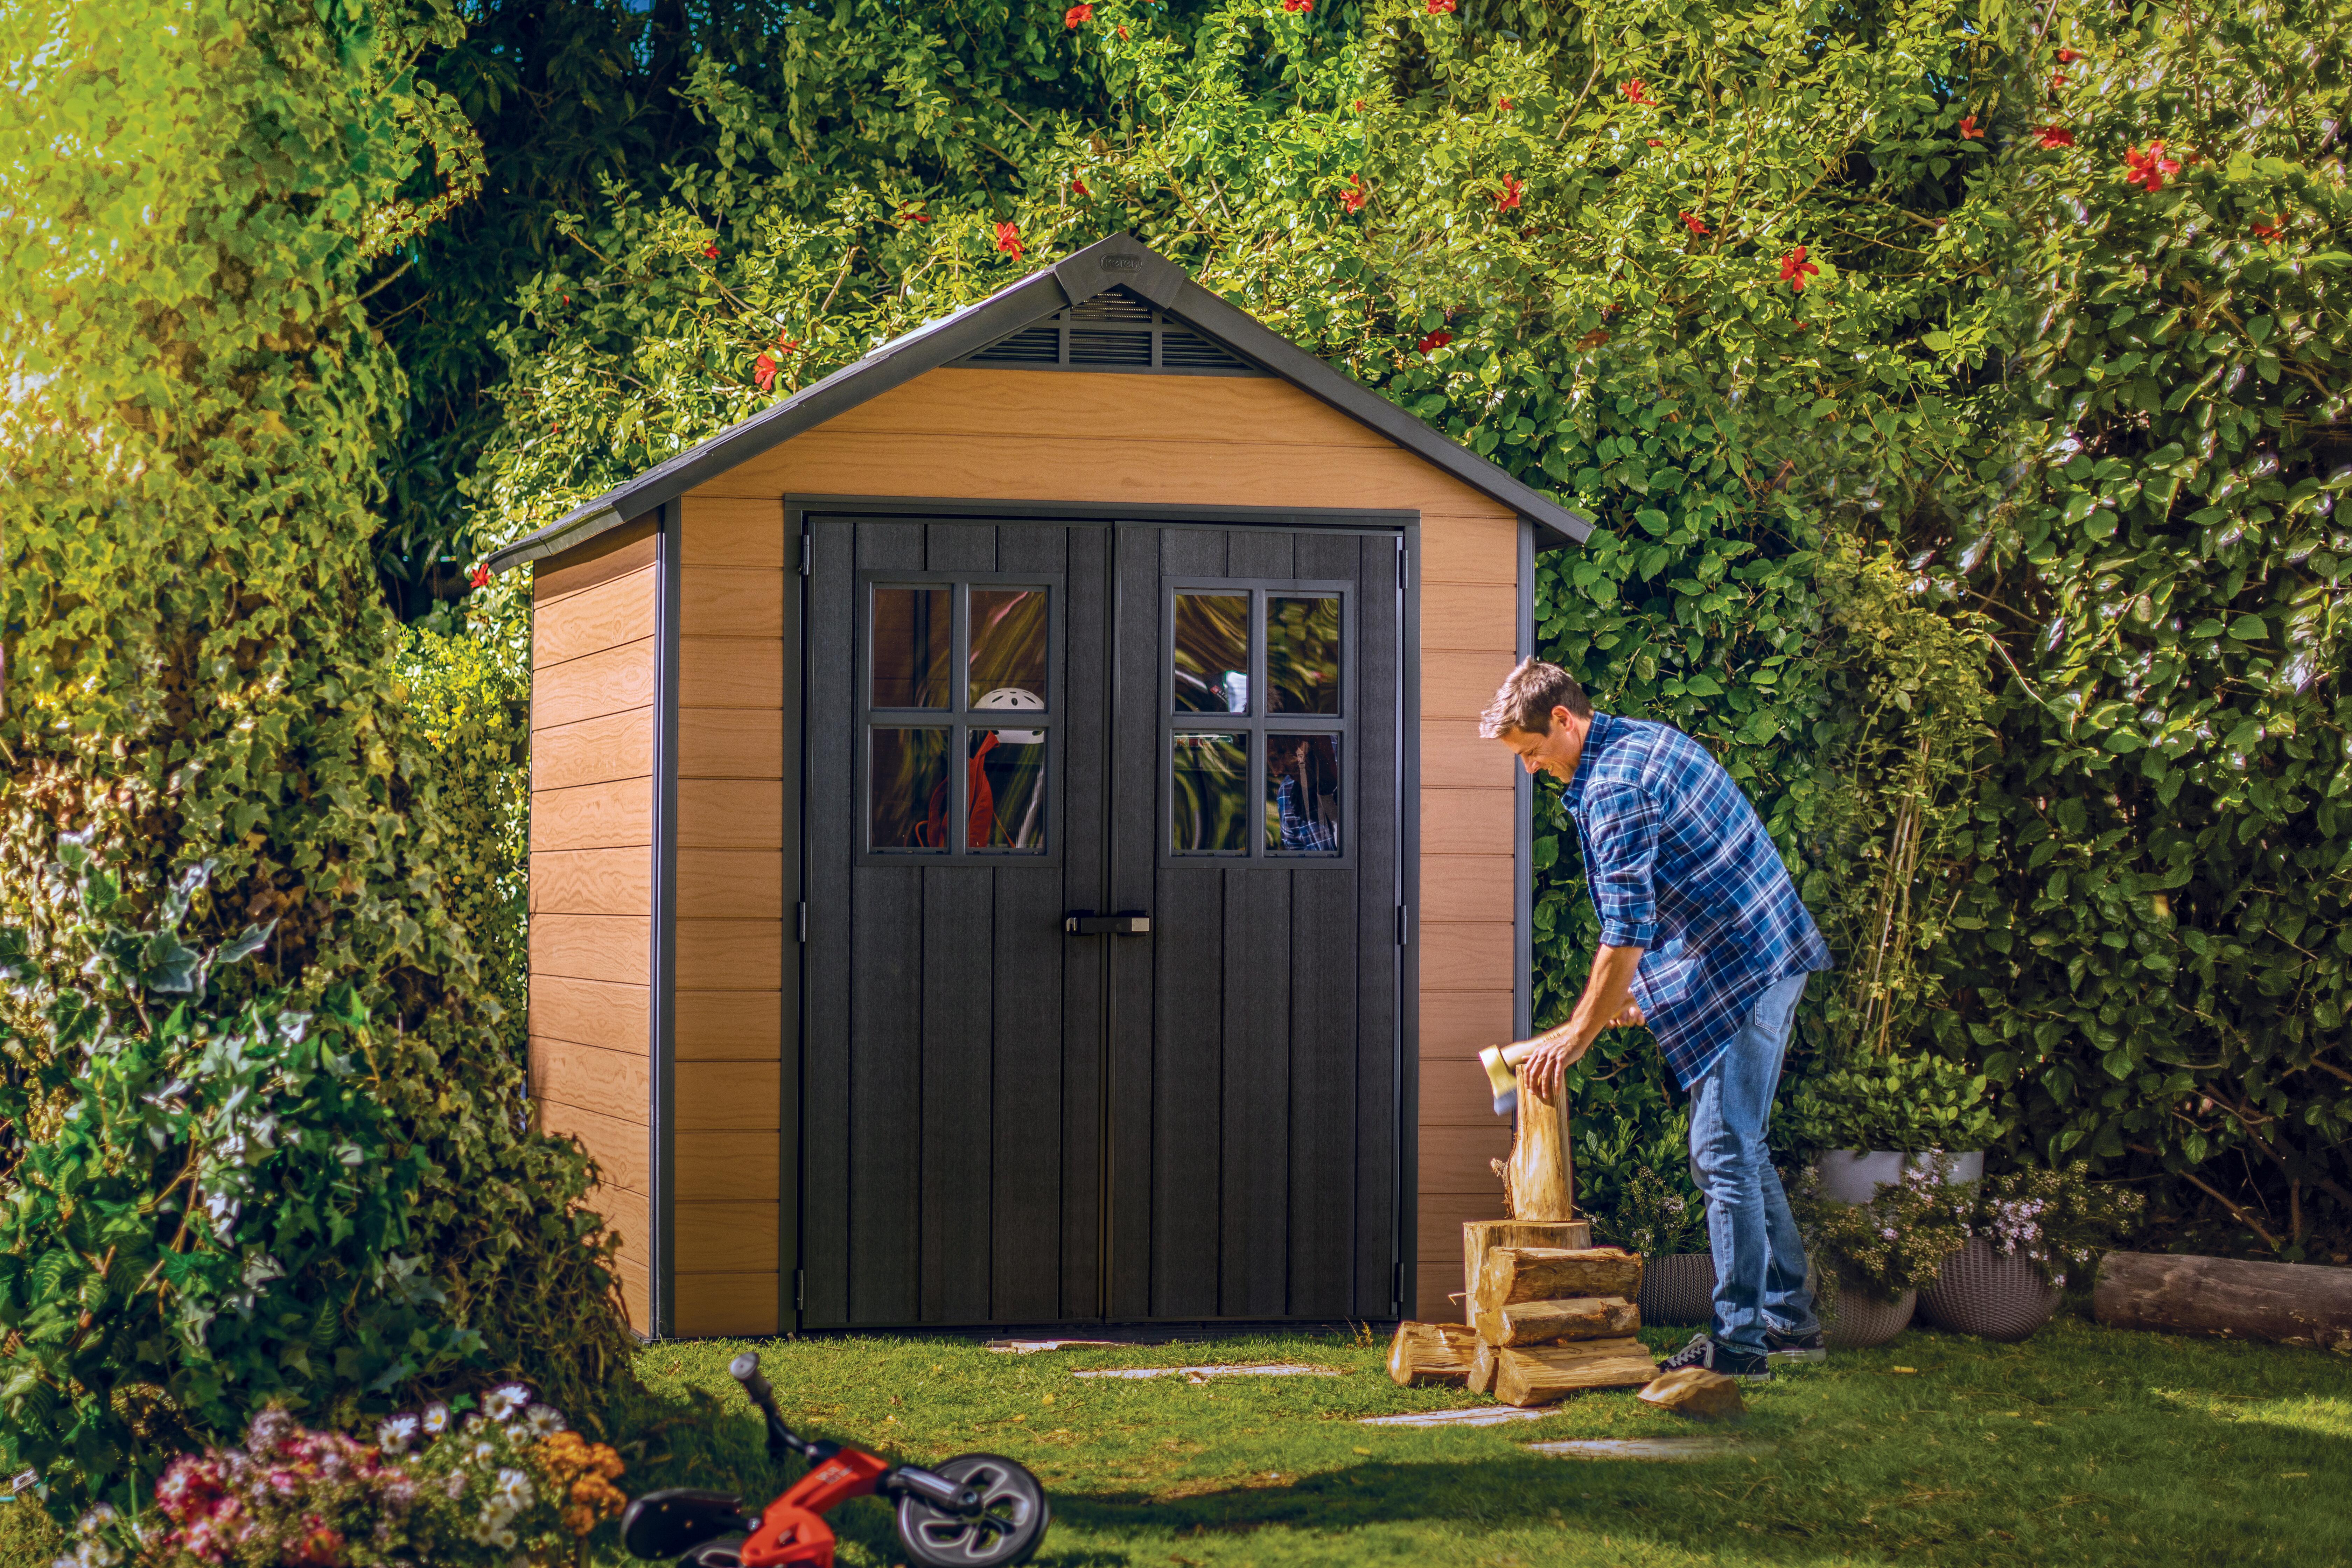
[895,1452,1050,1567]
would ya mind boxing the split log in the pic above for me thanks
[1475,1247,1644,1318]
[1472,1294,1641,1349]
[1469,1338,1501,1395]
[1490,1065,1576,1220]
[1638,1367,1745,1420]
[2093,1251,2352,1350]
[1462,1220,1591,1322]
[1386,1321,1480,1387]
[1491,1338,1660,1407]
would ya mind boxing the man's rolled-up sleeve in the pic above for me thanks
[1581,781,1659,948]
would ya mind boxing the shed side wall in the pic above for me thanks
[529,523,659,1330]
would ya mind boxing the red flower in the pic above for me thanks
[1425,0,1455,14]
[1958,114,1982,139]
[754,353,779,391]
[2056,47,2080,62]
[1116,22,1128,35]
[1778,245,1820,292]
[2050,71,2068,89]
[703,243,719,259]
[1620,79,1653,106]
[995,222,1024,261]
[900,205,931,224]
[1499,97,1512,111]
[1353,98,1366,111]
[777,334,800,354]
[468,562,490,590]
[2252,212,2286,241]
[1678,210,1709,236]
[1339,174,1367,214]
[1493,175,1524,212]
[1416,328,1453,354]
[1071,174,1090,195]
[1283,0,1312,11]
[2122,140,2182,193]
[1065,2,1091,24]
[2032,124,2075,148]
[1646,137,1663,147]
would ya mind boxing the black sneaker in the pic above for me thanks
[1659,1331,1773,1382]
[1764,1325,1827,1364]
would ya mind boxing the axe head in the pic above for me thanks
[1478,1046,1518,1117]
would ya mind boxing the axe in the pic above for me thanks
[1476,1042,1542,1118]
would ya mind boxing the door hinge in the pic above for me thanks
[1395,904,1409,947]
[797,532,812,576]
[794,1268,805,1311]
[797,902,808,943]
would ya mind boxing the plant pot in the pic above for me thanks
[1918,1238,2061,1341]
[1814,1149,1985,1205]
[1638,1252,1717,1327]
[1819,1281,1916,1349]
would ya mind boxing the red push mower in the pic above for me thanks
[619,1351,1051,1568]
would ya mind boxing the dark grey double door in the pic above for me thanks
[801,515,1403,1327]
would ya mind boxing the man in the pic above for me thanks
[1480,658,1832,1380]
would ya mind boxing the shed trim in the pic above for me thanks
[488,233,1590,574]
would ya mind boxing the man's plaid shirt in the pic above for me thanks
[1560,711,1832,1087]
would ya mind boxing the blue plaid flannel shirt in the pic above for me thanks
[1560,712,1832,1088]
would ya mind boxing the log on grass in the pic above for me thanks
[1387,1321,1481,1387]
[1469,1337,1501,1395]
[1472,1293,1642,1348]
[1475,1247,1644,1317]
[2093,1251,2352,1350]
[1462,1220,1592,1322]
[1491,1338,1661,1407]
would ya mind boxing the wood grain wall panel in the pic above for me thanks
[1414,1262,1465,1323]
[534,641,657,730]
[677,1136,779,1199]
[674,920,784,991]
[675,991,783,1059]
[535,568,656,668]
[680,498,787,568]
[531,848,654,917]
[682,568,785,638]
[680,638,785,709]
[1420,513,1519,584]
[1420,921,1516,992]
[674,1203,781,1273]
[530,975,649,1055]
[1423,583,1519,651]
[1424,649,1518,721]
[679,709,785,779]
[1419,990,1514,1057]
[614,1253,652,1333]
[534,525,656,604]
[833,369,1396,448]
[533,710,655,793]
[1420,855,1516,926]
[1420,1057,1509,1123]
[678,849,784,920]
[595,1184,650,1255]
[1421,788,1514,856]
[532,1038,650,1120]
[1420,724,1517,789]
[543,1101,650,1194]
[530,914,652,984]
[1420,1122,1513,1184]
[674,1274,780,1337]
[677,1061,783,1130]
[679,780,785,849]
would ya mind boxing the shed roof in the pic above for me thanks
[486,231,1592,573]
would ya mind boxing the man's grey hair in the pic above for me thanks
[1479,658,1593,738]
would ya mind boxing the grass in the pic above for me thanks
[599,1310,2352,1568]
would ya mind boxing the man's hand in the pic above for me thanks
[1608,998,1646,1029]
[1520,1034,1591,1101]
[1497,944,1646,1105]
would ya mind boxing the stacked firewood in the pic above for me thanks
[1388,1242,1658,1406]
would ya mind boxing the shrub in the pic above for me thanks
[1780,1053,2002,1155]
[1966,1164,2146,1288]
[1797,1160,1976,1301]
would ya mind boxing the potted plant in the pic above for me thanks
[1795,1157,1973,1348]
[1782,1052,2000,1203]
[1593,1164,1715,1325]
[1918,1162,2146,1340]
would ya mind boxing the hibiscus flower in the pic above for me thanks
[1778,245,1820,292]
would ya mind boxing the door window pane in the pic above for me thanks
[970,588,1049,709]
[1173,592,1250,713]
[873,587,951,708]
[871,728,951,849]
[1171,732,1249,853]
[1267,595,1340,714]
[1266,734,1341,853]
[971,731,1047,851]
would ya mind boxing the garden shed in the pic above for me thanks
[488,231,1593,1339]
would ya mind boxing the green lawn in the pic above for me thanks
[604,1311,2351,1568]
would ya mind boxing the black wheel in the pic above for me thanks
[894,1453,1050,1568]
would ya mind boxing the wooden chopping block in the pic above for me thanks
[2094,1251,2352,1350]
[1462,1220,1592,1322]
[1492,1338,1661,1407]
[1472,1293,1641,1348]
[1386,1321,1480,1387]
[1476,1246,1644,1318]
[1638,1366,1746,1419]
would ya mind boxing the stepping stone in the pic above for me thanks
[1526,1437,1757,1461]
[1358,1405,1557,1428]
[984,1338,1133,1353]
[1073,1362,1342,1381]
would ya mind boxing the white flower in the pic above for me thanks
[495,1469,534,1510]
[484,1384,531,1422]
[377,1415,421,1454]
[471,1440,498,1464]
[522,1403,567,1437]
[423,1402,451,1435]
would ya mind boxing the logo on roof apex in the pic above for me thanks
[1100,254,1139,271]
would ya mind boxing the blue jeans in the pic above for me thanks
[1687,971,1817,1356]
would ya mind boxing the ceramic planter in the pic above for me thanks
[1638,1252,1717,1326]
[1918,1238,2061,1341]
[1820,1280,1917,1349]
[1814,1149,1985,1205]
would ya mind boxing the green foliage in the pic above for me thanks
[1971,1163,2147,1287]
[1797,1160,1976,1299]
[1587,1161,1710,1257]
[1781,1053,2001,1155]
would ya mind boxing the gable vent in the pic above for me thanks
[957,286,1264,376]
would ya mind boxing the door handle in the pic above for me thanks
[1064,911,1151,936]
